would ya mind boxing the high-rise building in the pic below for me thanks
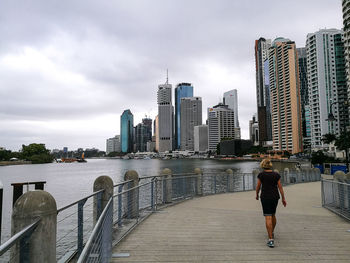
[154,115,159,152]
[268,38,303,154]
[135,123,149,152]
[207,103,235,152]
[249,114,259,146]
[106,135,121,154]
[180,97,202,151]
[157,82,174,152]
[297,47,311,148]
[142,117,152,142]
[306,29,349,150]
[120,109,134,153]
[223,89,241,139]
[342,0,350,111]
[194,125,208,152]
[175,83,193,149]
[255,38,272,145]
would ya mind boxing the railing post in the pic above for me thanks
[321,179,325,207]
[284,168,290,184]
[0,180,2,242]
[77,198,87,256]
[242,175,245,191]
[214,174,217,194]
[118,184,123,226]
[93,176,114,225]
[194,168,203,196]
[151,179,155,211]
[334,171,346,210]
[155,178,158,211]
[252,170,259,190]
[11,190,57,262]
[124,170,139,219]
[162,168,172,203]
[226,169,233,192]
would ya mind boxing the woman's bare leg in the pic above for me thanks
[265,216,273,239]
[272,215,276,233]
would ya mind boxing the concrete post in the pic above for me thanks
[93,176,114,225]
[162,168,172,203]
[226,169,234,192]
[124,170,139,218]
[345,173,350,209]
[252,170,259,190]
[11,190,57,263]
[334,171,346,182]
[283,168,290,184]
[194,168,203,195]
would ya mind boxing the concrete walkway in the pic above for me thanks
[112,182,350,262]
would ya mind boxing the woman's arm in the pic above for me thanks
[256,178,261,200]
[277,179,287,207]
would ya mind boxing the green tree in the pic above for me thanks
[321,133,337,144]
[334,130,350,168]
[311,150,328,165]
[21,143,53,164]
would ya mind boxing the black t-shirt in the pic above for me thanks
[257,171,281,200]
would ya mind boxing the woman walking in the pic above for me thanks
[256,159,287,248]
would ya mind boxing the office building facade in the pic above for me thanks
[268,38,303,154]
[255,37,272,144]
[157,83,174,152]
[180,97,202,151]
[135,123,149,152]
[175,83,193,149]
[306,29,349,149]
[297,47,311,148]
[223,89,241,139]
[194,125,208,152]
[120,109,134,153]
[106,135,121,154]
[207,104,235,152]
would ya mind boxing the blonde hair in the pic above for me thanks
[260,159,273,169]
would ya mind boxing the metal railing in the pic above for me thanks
[78,168,322,262]
[322,179,350,221]
[0,218,40,262]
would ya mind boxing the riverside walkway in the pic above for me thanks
[112,181,350,262]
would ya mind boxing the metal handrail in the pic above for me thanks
[113,180,133,188]
[0,218,41,256]
[112,181,153,198]
[322,178,350,186]
[57,189,105,213]
[77,198,113,263]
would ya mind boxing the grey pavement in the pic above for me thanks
[112,182,350,262]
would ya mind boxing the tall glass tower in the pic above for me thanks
[120,109,134,153]
[175,83,193,149]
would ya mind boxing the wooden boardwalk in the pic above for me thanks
[112,182,350,262]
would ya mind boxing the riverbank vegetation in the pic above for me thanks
[0,143,54,164]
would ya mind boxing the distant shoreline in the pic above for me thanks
[0,160,32,166]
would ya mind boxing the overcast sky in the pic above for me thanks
[0,0,343,151]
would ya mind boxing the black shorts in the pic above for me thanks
[261,199,279,216]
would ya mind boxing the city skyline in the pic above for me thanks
[0,0,342,151]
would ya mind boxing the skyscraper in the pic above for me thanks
[194,125,208,152]
[142,117,152,142]
[175,83,193,149]
[207,103,235,152]
[135,123,148,152]
[223,89,241,139]
[255,38,272,145]
[120,109,134,153]
[268,38,303,154]
[297,47,311,148]
[342,0,350,111]
[157,82,174,152]
[306,29,349,149]
[180,97,202,151]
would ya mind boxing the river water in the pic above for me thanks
[0,158,259,244]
